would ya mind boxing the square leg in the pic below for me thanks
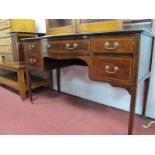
[17,68,26,100]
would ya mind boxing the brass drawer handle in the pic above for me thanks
[66,43,78,50]
[105,65,119,74]
[29,58,36,64]
[46,44,52,49]
[28,44,35,50]
[104,42,120,50]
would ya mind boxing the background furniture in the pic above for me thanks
[0,64,26,99]
[46,19,153,35]
[0,63,49,100]
[0,19,35,63]
[0,19,51,100]
[46,19,123,35]
[46,19,77,35]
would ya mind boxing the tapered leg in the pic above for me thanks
[56,67,61,92]
[128,86,137,135]
[26,69,33,103]
[47,70,53,90]
[142,78,150,116]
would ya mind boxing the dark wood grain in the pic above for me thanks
[93,56,133,82]
[24,52,42,69]
[47,39,90,53]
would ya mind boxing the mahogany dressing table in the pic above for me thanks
[22,30,154,135]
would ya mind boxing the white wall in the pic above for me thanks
[145,39,155,118]
[52,66,145,114]
[35,19,46,33]
[145,21,155,118]
[35,19,155,118]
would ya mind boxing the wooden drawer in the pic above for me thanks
[0,37,12,45]
[25,52,42,69]
[46,39,90,53]
[92,37,134,53]
[93,56,133,82]
[23,42,40,52]
[0,28,11,38]
[0,20,10,30]
[0,45,12,53]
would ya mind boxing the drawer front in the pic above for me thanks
[0,45,12,53]
[23,42,40,52]
[92,37,134,53]
[93,56,133,82]
[0,28,11,38]
[0,37,12,45]
[46,39,90,52]
[0,20,10,30]
[25,52,42,69]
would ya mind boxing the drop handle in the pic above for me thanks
[105,65,119,74]
[104,42,120,50]
[66,43,78,50]
[28,44,35,50]
[29,58,36,64]
[46,44,52,49]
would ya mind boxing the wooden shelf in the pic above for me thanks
[0,73,19,90]
[0,72,48,91]
[27,75,48,90]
